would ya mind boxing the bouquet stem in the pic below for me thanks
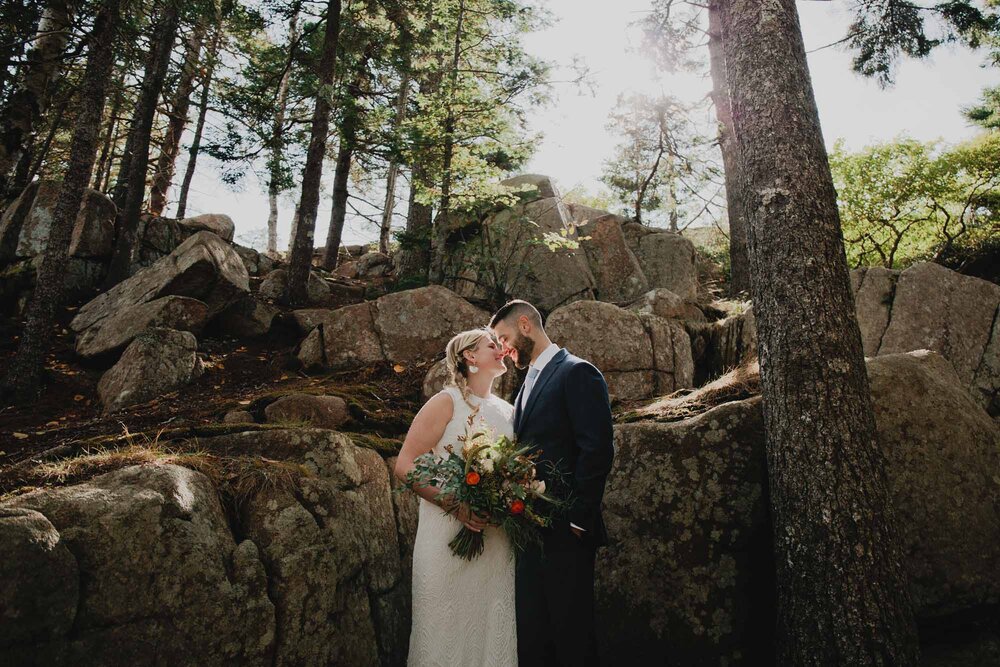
[449,526,486,560]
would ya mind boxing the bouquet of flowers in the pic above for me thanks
[403,412,566,560]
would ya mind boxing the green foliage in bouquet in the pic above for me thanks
[400,413,569,560]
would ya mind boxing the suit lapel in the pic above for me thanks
[516,348,567,436]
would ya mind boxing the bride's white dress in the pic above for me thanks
[408,385,518,667]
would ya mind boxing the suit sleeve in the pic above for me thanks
[563,360,615,532]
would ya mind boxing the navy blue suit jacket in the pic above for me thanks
[513,348,615,546]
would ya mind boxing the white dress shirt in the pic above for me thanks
[520,343,586,534]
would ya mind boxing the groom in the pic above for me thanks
[489,299,615,667]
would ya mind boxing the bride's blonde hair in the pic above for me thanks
[444,328,494,409]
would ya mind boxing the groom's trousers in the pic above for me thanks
[516,526,600,667]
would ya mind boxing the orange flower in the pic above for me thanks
[465,471,481,486]
[510,500,525,515]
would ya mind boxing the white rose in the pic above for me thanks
[532,480,545,494]
[481,458,494,473]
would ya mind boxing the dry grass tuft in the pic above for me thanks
[622,357,761,423]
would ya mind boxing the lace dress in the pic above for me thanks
[408,385,518,667]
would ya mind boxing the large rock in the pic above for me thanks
[622,222,698,299]
[356,251,393,277]
[178,213,235,241]
[626,287,705,322]
[233,243,279,277]
[686,307,757,385]
[70,230,249,334]
[878,262,1000,418]
[599,350,1000,663]
[1,465,274,666]
[202,429,409,667]
[0,508,79,650]
[75,295,208,358]
[298,286,490,371]
[0,180,116,263]
[214,294,278,338]
[264,393,349,429]
[577,214,649,303]
[259,268,330,305]
[546,300,694,401]
[444,196,596,313]
[374,285,489,363]
[850,266,900,354]
[97,328,205,413]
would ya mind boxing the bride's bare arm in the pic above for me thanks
[394,392,487,531]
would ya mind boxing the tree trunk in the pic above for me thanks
[3,0,121,401]
[148,24,206,216]
[708,0,750,296]
[24,88,71,184]
[103,0,180,288]
[428,0,465,285]
[322,45,373,271]
[0,0,73,197]
[267,9,300,256]
[175,18,222,219]
[92,82,122,191]
[285,0,341,305]
[718,1,920,664]
[379,72,411,254]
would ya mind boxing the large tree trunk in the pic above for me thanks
[322,45,373,271]
[285,0,341,305]
[175,18,222,219]
[718,1,920,664]
[379,72,411,254]
[0,0,73,198]
[708,0,750,296]
[148,24,206,216]
[428,0,465,285]
[267,9,300,256]
[104,0,180,288]
[2,0,121,401]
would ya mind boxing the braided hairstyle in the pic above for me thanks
[444,328,494,410]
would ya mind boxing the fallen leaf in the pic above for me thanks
[238,400,251,405]
[393,364,406,373]
[73,394,85,401]
[13,432,28,439]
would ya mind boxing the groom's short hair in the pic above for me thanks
[490,299,543,330]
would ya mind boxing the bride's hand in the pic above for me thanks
[454,502,490,532]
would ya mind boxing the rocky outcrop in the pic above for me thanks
[626,288,705,322]
[599,350,1000,664]
[134,214,237,269]
[70,230,249,335]
[97,328,205,413]
[178,213,235,241]
[74,295,208,358]
[232,243,279,277]
[0,180,116,263]
[577,214,649,303]
[356,251,393,278]
[501,173,560,200]
[546,300,694,401]
[214,294,278,338]
[2,465,275,666]
[298,286,489,371]
[622,222,698,300]
[444,196,596,313]
[851,262,1000,419]
[686,307,757,385]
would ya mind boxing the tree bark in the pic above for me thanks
[285,0,341,305]
[379,72,410,254]
[718,1,920,664]
[267,9,300,256]
[0,0,73,198]
[103,0,180,288]
[148,23,206,216]
[175,17,222,219]
[708,0,750,296]
[322,44,373,271]
[3,0,121,401]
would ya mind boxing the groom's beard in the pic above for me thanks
[510,333,535,370]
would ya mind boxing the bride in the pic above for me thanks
[394,328,517,667]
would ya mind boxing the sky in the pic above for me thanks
[174,0,1000,250]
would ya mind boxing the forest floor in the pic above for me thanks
[0,286,431,499]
